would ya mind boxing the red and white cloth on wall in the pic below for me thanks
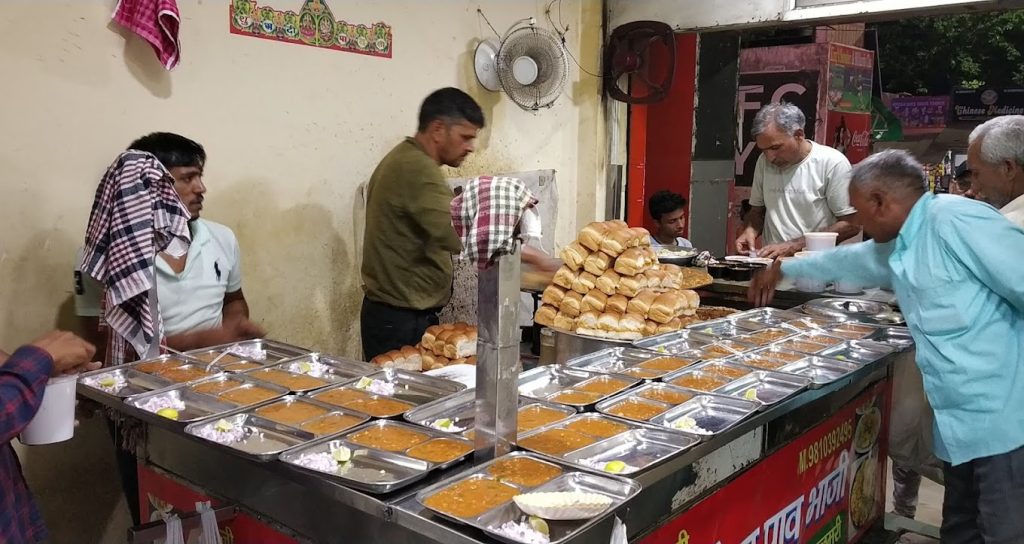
[112,0,182,70]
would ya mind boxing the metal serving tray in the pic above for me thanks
[595,394,672,424]
[661,367,737,394]
[340,420,474,471]
[731,327,801,347]
[275,353,376,380]
[516,414,641,462]
[564,347,665,380]
[280,435,432,494]
[684,317,748,339]
[649,394,760,439]
[518,366,635,410]
[126,386,239,425]
[696,339,759,360]
[689,360,758,381]
[819,340,896,364]
[827,323,914,351]
[403,390,575,436]
[342,369,465,401]
[78,366,177,401]
[185,339,311,371]
[604,382,699,409]
[246,395,347,429]
[632,329,713,355]
[715,371,811,408]
[186,373,290,408]
[242,366,342,394]
[770,336,834,355]
[777,356,861,387]
[564,428,699,475]
[184,410,318,460]
[416,452,640,544]
[731,308,804,330]
[783,316,844,333]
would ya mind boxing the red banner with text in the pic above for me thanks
[641,380,890,544]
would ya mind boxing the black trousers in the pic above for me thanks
[360,296,440,361]
[941,445,1024,544]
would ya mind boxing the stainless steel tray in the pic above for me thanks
[661,367,737,394]
[819,340,896,364]
[242,366,343,394]
[606,381,699,408]
[518,366,636,410]
[715,371,811,407]
[649,394,760,439]
[186,373,290,408]
[416,452,640,544]
[632,329,714,355]
[799,297,905,325]
[777,356,861,387]
[594,394,672,424]
[403,390,575,436]
[184,339,311,370]
[280,434,432,494]
[783,316,845,332]
[339,420,474,471]
[78,366,178,401]
[342,368,466,401]
[826,323,914,351]
[517,414,641,461]
[275,353,376,380]
[770,335,835,355]
[730,308,804,330]
[684,317,748,339]
[696,339,759,360]
[689,360,758,382]
[126,385,239,425]
[564,347,664,380]
[731,327,801,347]
[184,410,317,460]
[564,428,699,475]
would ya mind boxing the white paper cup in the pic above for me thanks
[796,277,827,292]
[804,232,839,251]
[834,280,862,294]
[20,374,77,445]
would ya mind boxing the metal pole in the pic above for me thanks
[474,243,521,462]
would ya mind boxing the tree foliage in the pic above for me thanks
[874,10,1024,95]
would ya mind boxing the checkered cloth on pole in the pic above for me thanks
[451,176,538,270]
[80,151,191,366]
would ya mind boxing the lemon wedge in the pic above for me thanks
[156,408,180,420]
[355,377,373,389]
[673,416,697,430]
[298,361,312,374]
[604,460,627,474]
[743,389,759,402]
[331,446,353,463]
[528,516,550,536]
[98,377,117,388]
[436,418,453,429]
[213,419,233,432]
[836,355,848,361]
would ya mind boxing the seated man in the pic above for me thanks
[647,190,693,248]
[76,132,264,353]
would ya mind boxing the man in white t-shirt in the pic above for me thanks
[965,115,1024,227]
[76,133,265,355]
[735,103,861,258]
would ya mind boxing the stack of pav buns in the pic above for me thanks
[534,220,702,340]
[370,322,478,372]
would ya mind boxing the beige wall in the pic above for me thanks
[1,1,604,541]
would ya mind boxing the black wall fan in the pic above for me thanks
[605,21,676,104]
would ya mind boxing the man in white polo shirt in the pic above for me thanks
[75,132,264,354]
[735,102,861,258]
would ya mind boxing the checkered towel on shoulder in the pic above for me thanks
[451,176,538,270]
[80,151,191,366]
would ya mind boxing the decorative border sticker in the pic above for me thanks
[230,0,392,58]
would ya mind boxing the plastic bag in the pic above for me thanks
[610,516,628,544]
[164,514,185,544]
[195,501,223,544]
[887,351,944,484]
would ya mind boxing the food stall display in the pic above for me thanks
[370,321,479,371]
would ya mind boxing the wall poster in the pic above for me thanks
[230,0,393,58]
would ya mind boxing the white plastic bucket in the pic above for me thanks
[804,232,839,251]
[20,374,77,445]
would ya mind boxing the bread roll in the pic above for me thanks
[534,304,557,327]
[420,351,440,371]
[626,289,658,317]
[552,266,577,290]
[597,311,621,332]
[576,310,601,331]
[649,292,685,324]
[583,251,613,276]
[581,289,608,313]
[595,269,621,296]
[421,325,443,352]
[400,345,423,371]
[614,247,647,276]
[606,294,628,314]
[541,285,567,306]
[631,227,652,247]
[608,220,628,229]
[554,312,577,332]
[373,349,421,372]
[559,290,583,318]
[618,313,645,340]
[658,264,683,289]
[434,329,459,356]
[656,318,684,334]
[560,241,589,271]
[643,269,666,290]
[599,228,633,257]
[682,290,700,309]
[571,271,598,295]
[616,274,643,297]
[644,319,659,337]
[578,222,610,252]
[465,356,477,365]
[452,330,477,358]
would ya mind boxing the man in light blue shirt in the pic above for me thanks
[749,150,1024,544]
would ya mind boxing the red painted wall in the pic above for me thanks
[626,33,699,234]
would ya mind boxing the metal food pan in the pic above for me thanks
[123,354,211,377]
[770,337,833,355]
[563,428,699,475]
[192,374,291,408]
[339,369,466,405]
[730,308,804,330]
[697,339,758,360]
[689,360,758,381]
[777,356,861,387]
[403,390,574,436]
[185,339,311,368]
[661,367,735,394]
[340,420,474,471]
[126,386,238,425]
[242,367,341,394]
[517,366,606,409]
[819,340,896,364]
[247,394,343,427]
[715,371,811,408]
[632,329,714,355]
[731,327,801,347]
[185,411,317,460]
[280,435,431,494]
[414,454,543,527]
[865,326,914,351]
[649,394,760,439]
[781,316,844,333]
[594,394,672,424]
[684,317,748,339]
[564,347,666,381]
[617,382,699,408]
[309,385,420,419]
[276,353,376,379]
[516,413,641,460]
[78,366,176,401]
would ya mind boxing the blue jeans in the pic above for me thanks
[941,445,1024,544]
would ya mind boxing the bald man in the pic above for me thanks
[750,150,1024,544]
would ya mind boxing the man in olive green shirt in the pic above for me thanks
[361,88,484,361]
